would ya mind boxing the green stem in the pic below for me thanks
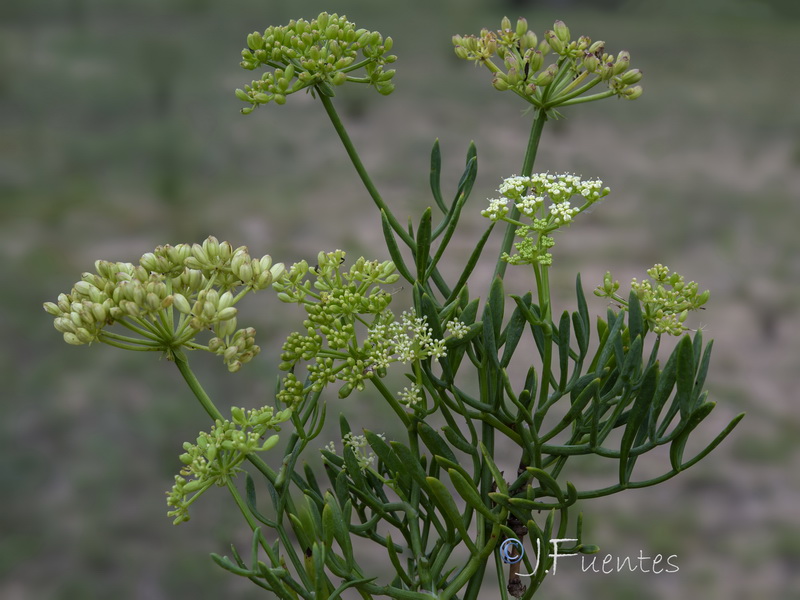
[172,347,225,422]
[226,478,260,531]
[492,109,548,281]
[317,92,414,248]
[171,347,278,484]
[557,89,615,107]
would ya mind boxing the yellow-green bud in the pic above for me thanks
[384,36,393,52]
[501,16,512,31]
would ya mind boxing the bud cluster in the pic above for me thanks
[482,173,610,266]
[166,404,292,524]
[453,17,642,109]
[237,12,397,111]
[43,236,285,371]
[595,264,710,336]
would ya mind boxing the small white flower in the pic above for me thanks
[445,319,469,339]
[481,197,510,221]
[398,384,422,406]
[549,201,578,224]
[516,194,544,217]
[498,175,530,197]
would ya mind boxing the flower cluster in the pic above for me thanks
[367,311,464,368]
[237,12,397,111]
[166,405,291,524]
[273,251,464,407]
[595,264,710,336]
[273,251,400,404]
[483,173,610,265]
[324,432,384,472]
[453,17,642,110]
[43,237,285,371]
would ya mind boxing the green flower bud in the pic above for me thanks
[182,479,205,493]
[493,75,509,91]
[261,434,280,451]
[274,94,286,105]
[534,64,558,86]
[63,332,82,345]
[544,30,563,54]
[384,36,393,52]
[619,68,642,84]
[331,71,347,86]
[583,53,600,72]
[501,16,512,31]
[217,318,238,339]
[553,20,570,44]
[622,85,643,100]
[43,302,60,316]
[217,307,238,322]
[230,406,246,425]
[613,51,630,76]
[90,302,107,323]
[588,40,605,54]
[516,17,528,38]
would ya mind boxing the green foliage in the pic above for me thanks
[43,12,744,600]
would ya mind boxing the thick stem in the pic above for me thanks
[492,110,548,281]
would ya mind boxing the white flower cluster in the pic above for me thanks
[398,383,422,407]
[342,432,383,471]
[483,173,611,266]
[367,310,453,369]
[482,172,610,225]
[549,201,579,224]
[481,197,510,221]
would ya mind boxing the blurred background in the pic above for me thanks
[2,0,799,598]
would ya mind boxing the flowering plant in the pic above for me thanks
[44,13,742,599]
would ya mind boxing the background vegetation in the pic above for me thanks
[2,0,798,598]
